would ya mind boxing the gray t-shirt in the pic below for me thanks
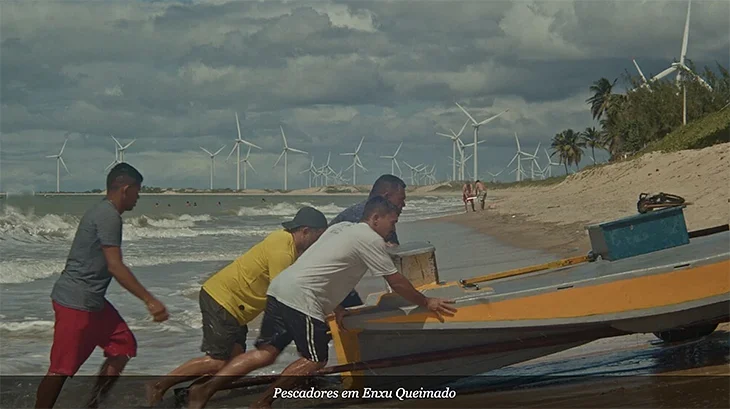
[267,222,398,322]
[50,199,123,311]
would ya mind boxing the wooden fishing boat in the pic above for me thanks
[321,206,730,389]
[179,205,729,404]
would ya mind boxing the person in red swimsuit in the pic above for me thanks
[35,163,169,409]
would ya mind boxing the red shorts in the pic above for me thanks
[49,300,137,376]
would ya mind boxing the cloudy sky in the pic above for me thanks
[1,0,728,192]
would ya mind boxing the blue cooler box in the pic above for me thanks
[586,206,690,261]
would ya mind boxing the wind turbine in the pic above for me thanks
[200,145,226,190]
[46,139,70,193]
[341,137,367,185]
[239,146,256,190]
[436,120,469,181]
[487,168,505,183]
[379,142,403,177]
[504,132,531,182]
[300,156,318,188]
[634,0,711,124]
[542,148,560,178]
[455,102,509,180]
[111,136,135,162]
[226,112,261,191]
[273,125,308,191]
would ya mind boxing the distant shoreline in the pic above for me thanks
[0,183,463,198]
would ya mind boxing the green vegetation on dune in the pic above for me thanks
[642,106,730,153]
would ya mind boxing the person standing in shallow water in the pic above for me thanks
[35,163,169,409]
[474,180,487,210]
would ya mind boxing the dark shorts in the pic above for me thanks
[50,300,137,377]
[199,288,248,361]
[254,296,331,363]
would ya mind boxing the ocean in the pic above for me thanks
[0,193,465,377]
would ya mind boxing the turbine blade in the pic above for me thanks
[273,150,285,168]
[455,102,478,125]
[289,148,308,154]
[394,159,401,175]
[247,161,257,174]
[123,139,136,149]
[241,140,262,150]
[632,59,647,82]
[111,136,123,149]
[651,66,676,82]
[457,120,469,137]
[394,142,402,157]
[235,112,242,139]
[200,147,213,156]
[356,137,364,153]
[477,109,509,126]
[60,157,70,174]
[225,144,237,162]
[280,126,288,147]
[59,139,68,155]
[680,0,691,64]
[214,145,226,155]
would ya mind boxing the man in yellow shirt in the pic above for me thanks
[145,206,328,406]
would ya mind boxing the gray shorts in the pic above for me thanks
[199,288,248,360]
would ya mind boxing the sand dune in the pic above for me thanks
[482,142,730,231]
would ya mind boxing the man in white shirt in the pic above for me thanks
[186,196,457,409]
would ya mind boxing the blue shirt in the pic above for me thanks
[329,200,399,244]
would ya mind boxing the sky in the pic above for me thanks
[1,0,728,192]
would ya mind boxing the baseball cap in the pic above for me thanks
[282,206,328,230]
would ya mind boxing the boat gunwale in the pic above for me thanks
[342,250,730,321]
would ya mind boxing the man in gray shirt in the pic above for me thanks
[35,163,169,409]
[329,174,407,307]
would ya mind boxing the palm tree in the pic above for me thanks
[586,78,618,121]
[550,129,586,174]
[581,126,602,164]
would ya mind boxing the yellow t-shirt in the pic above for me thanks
[202,229,297,325]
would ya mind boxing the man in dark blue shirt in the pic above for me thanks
[329,174,407,307]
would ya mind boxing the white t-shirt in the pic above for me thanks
[267,222,399,322]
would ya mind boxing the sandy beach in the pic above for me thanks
[435,142,730,258]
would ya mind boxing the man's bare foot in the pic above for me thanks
[144,381,164,407]
[186,384,209,409]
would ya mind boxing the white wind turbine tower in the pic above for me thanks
[273,126,308,191]
[46,139,70,193]
[379,142,403,177]
[111,136,135,162]
[226,112,261,191]
[436,120,469,181]
[455,102,509,180]
[341,137,367,185]
[239,146,257,190]
[200,145,226,190]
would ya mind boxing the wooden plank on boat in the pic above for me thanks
[459,254,590,286]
